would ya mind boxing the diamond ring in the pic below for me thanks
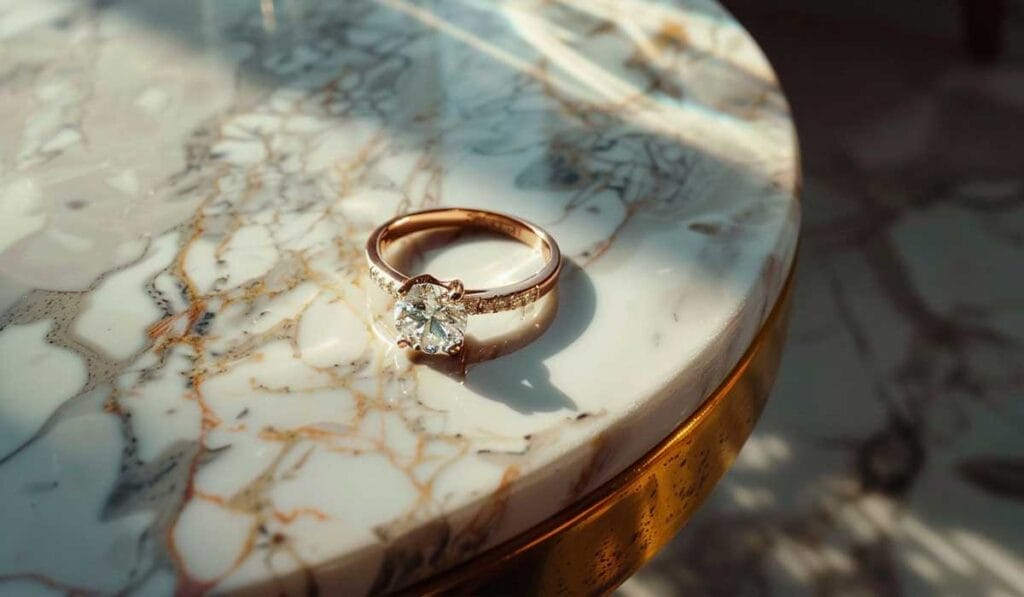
[365,208,562,356]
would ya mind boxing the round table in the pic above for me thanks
[0,0,799,595]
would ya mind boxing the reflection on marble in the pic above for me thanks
[0,0,798,594]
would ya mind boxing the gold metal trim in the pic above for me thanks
[400,266,795,596]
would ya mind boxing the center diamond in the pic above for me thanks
[393,282,468,355]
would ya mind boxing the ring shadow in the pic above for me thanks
[413,259,595,414]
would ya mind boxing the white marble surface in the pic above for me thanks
[0,0,798,594]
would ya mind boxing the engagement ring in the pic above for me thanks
[365,208,562,356]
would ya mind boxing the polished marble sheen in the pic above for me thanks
[0,0,798,594]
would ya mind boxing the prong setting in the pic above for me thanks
[393,279,468,356]
[447,279,465,301]
[397,273,446,296]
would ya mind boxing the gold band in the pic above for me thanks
[365,208,562,314]
[399,261,795,595]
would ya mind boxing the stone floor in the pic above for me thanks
[621,1,1024,595]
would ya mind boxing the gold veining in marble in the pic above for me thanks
[0,0,799,594]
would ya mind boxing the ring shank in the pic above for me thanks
[365,208,562,314]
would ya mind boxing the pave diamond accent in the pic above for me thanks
[373,264,540,316]
[369,266,398,297]
[394,282,467,354]
[462,286,539,314]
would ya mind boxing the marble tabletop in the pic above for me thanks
[0,0,799,594]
